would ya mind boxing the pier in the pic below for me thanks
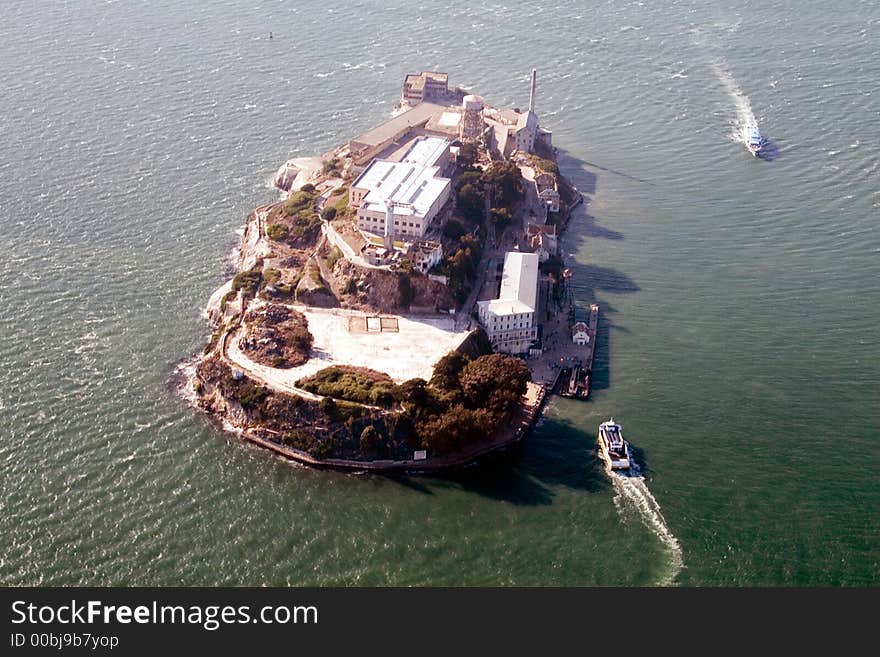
[530,301,599,400]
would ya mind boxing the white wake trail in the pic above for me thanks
[712,60,759,144]
[612,469,684,586]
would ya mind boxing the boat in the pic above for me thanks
[745,123,764,156]
[597,418,631,471]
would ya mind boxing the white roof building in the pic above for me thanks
[350,137,452,239]
[477,251,540,354]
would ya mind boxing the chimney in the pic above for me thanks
[383,199,394,252]
[529,68,536,113]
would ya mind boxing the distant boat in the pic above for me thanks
[745,123,764,157]
[597,418,631,472]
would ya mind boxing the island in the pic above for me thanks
[193,69,593,472]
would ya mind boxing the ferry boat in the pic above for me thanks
[745,124,764,156]
[597,418,631,471]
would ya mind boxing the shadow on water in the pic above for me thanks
[426,415,611,505]
[558,147,655,187]
[383,416,610,506]
[555,150,642,395]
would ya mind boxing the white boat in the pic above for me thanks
[745,124,764,156]
[597,418,631,471]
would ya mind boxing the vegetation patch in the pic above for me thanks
[266,223,289,241]
[397,352,531,455]
[228,266,263,305]
[239,304,313,368]
[437,233,482,303]
[530,156,559,175]
[298,366,398,408]
[272,188,322,247]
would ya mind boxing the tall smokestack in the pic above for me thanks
[529,68,536,113]
[383,199,394,252]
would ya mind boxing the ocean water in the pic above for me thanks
[1,0,877,585]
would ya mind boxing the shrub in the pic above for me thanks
[262,267,281,287]
[231,269,262,299]
[457,142,478,168]
[321,206,337,221]
[333,189,350,213]
[326,247,342,271]
[286,327,313,354]
[284,189,315,216]
[459,354,530,412]
[319,396,338,417]
[299,183,316,193]
[299,367,398,408]
[531,156,559,174]
[236,381,269,408]
[359,425,381,454]
[282,429,314,451]
[266,223,288,241]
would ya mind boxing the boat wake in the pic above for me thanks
[711,60,759,145]
[611,467,684,586]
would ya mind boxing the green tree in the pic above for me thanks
[359,425,381,454]
[459,354,530,410]
[482,160,523,207]
[456,182,484,224]
[540,254,565,280]
[430,351,470,391]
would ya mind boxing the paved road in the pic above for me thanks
[322,222,390,271]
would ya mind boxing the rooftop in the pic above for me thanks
[355,162,449,218]
[405,71,449,91]
[516,110,538,132]
[481,251,539,316]
[400,136,450,167]
[350,102,447,148]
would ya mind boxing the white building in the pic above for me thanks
[477,251,540,354]
[571,321,590,346]
[350,137,452,240]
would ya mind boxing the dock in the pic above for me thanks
[554,302,599,399]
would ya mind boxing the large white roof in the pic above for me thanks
[481,251,539,316]
[353,137,451,218]
[354,166,449,219]
[399,136,450,167]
